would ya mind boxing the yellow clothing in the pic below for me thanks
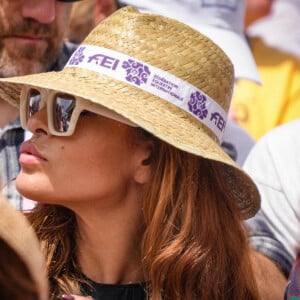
[231,37,300,140]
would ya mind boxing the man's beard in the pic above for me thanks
[0,18,63,77]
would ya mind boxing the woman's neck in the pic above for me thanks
[74,196,145,285]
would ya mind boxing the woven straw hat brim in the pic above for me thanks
[0,195,48,300]
[0,6,260,218]
[0,69,260,218]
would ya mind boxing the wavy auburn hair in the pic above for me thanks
[28,128,259,300]
[141,138,259,300]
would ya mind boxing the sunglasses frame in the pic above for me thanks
[20,85,137,136]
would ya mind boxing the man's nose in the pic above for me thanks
[21,0,56,24]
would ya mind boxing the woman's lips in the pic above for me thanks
[19,141,47,166]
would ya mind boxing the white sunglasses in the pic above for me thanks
[20,86,137,136]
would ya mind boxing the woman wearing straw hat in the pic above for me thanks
[0,6,261,300]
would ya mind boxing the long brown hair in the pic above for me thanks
[28,128,259,299]
[141,140,259,299]
[27,205,82,299]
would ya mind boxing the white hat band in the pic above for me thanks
[66,45,227,142]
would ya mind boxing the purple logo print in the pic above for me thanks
[211,112,226,132]
[69,46,86,65]
[188,91,208,120]
[122,59,150,86]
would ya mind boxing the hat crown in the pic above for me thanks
[83,6,234,124]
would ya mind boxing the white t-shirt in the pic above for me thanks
[244,119,300,275]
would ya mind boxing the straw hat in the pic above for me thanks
[119,0,261,84]
[0,6,260,218]
[0,195,48,300]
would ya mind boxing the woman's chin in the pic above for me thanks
[16,174,50,203]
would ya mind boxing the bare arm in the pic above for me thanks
[250,250,287,300]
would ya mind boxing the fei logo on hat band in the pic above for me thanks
[66,45,227,142]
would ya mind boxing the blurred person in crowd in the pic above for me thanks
[243,118,300,300]
[66,0,122,44]
[231,0,300,140]
[0,0,78,209]
[0,194,48,300]
[0,7,261,299]
[244,0,274,27]
[66,0,96,44]
[232,1,300,298]
[248,0,300,60]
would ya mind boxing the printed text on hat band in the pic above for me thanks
[66,45,227,142]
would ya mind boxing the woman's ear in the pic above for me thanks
[133,140,155,185]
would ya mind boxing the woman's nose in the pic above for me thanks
[27,107,49,136]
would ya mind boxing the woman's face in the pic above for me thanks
[17,105,152,209]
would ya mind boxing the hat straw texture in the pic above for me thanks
[118,0,261,83]
[0,6,260,218]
